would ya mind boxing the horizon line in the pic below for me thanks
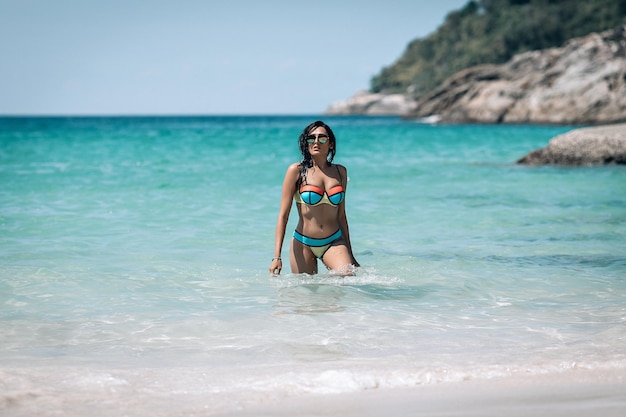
[0,113,402,118]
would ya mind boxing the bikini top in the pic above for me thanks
[294,166,346,207]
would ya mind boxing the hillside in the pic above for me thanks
[371,0,626,98]
[409,25,626,124]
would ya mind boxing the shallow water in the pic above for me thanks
[1,116,625,414]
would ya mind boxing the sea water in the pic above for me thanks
[1,116,625,415]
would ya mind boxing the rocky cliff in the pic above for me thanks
[410,25,626,124]
[327,26,626,124]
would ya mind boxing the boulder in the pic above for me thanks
[517,123,626,165]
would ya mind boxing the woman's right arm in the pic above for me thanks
[269,163,299,276]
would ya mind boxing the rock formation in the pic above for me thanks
[411,25,626,124]
[324,90,417,116]
[517,123,626,165]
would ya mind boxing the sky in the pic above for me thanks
[0,0,468,115]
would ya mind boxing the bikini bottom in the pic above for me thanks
[293,229,342,259]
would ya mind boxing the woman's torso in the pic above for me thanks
[294,164,345,238]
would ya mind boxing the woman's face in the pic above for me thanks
[306,126,333,156]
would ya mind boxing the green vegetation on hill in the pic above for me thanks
[371,0,626,97]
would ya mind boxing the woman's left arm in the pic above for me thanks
[338,166,360,267]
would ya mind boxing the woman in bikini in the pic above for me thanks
[269,120,359,276]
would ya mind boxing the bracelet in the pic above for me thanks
[272,257,282,261]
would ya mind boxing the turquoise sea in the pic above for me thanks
[1,116,625,415]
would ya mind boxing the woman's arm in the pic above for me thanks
[269,163,299,275]
[337,166,360,267]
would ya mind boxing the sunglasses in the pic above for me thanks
[306,134,329,145]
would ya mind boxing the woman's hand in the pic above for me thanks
[269,258,283,276]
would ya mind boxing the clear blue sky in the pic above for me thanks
[0,0,468,115]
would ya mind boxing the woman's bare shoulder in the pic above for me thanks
[286,162,301,174]
[334,163,347,175]
[284,162,302,179]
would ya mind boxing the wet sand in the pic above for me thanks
[227,369,626,417]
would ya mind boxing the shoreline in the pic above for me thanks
[227,369,626,417]
[3,366,625,416]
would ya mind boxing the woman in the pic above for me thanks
[269,120,359,276]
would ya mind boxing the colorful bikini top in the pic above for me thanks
[294,166,346,207]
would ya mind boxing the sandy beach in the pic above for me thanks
[228,369,626,417]
[2,367,624,417]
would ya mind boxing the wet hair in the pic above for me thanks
[298,120,336,184]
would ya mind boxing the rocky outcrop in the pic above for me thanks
[517,123,626,165]
[410,25,626,124]
[324,90,417,116]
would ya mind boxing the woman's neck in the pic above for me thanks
[310,155,328,168]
